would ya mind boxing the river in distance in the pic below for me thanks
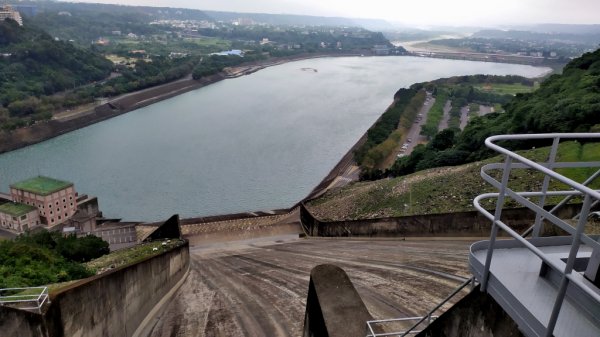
[0,56,550,221]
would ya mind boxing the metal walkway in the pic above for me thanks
[471,133,600,337]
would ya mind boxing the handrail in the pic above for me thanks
[485,133,600,200]
[0,287,49,313]
[477,133,600,337]
[474,195,600,304]
[366,277,475,337]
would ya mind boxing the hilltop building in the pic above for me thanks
[0,175,143,250]
[0,202,39,232]
[8,176,78,228]
[0,5,23,26]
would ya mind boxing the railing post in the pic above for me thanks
[366,321,376,337]
[532,137,560,237]
[481,155,512,292]
[545,194,593,337]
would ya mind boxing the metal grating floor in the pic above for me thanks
[471,242,600,337]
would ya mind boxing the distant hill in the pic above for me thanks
[24,1,189,44]
[204,11,394,30]
[0,18,112,116]
[10,1,392,44]
[511,23,600,35]
[473,29,600,45]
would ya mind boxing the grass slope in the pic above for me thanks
[307,142,600,221]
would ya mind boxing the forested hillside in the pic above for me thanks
[456,48,600,158]
[386,48,600,178]
[0,19,112,124]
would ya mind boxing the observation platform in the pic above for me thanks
[471,237,600,337]
[470,133,600,337]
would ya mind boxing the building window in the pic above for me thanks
[56,201,59,206]
[51,218,54,223]
[20,215,26,220]
[63,198,66,203]
[50,211,53,215]
[58,215,61,220]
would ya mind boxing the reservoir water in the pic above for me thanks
[0,56,550,221]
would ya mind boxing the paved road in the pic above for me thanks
[479,105,493,116]
[390,92,435,162]
[147,234,473,337]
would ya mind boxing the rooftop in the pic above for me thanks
[11,176,73,196]
[0,202,37,217]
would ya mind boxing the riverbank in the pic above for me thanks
[0,51,361,155]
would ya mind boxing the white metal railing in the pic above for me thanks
[475,133,600,337]
[0,287,49,313]
[366,277,475,337]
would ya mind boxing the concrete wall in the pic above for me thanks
[0,305,48,337]
[300,204,580,238]
[303,264,373,337]
[0,241,189,337]
[417,286,525,337]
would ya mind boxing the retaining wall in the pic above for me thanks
[0,241,190,337]
[300,204,581,237]
[416,285,524,337]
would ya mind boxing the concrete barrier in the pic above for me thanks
[416,285,524,337]
[300,203,580,238]
[302,264,373,337]
[0,305,48,337]
[0,241,189,337]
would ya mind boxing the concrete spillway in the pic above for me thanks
[147,235,472,337]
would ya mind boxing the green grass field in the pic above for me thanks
[109,36,231,56]
[422,91,448,136]
[308,142,600,221]
[473,83,536,95]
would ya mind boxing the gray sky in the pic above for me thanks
[67,0,600,26]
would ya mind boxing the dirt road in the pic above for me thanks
[147,235,473,337]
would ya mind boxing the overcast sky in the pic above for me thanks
[67,0,600,26]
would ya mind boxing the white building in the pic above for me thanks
[0,5,23,26]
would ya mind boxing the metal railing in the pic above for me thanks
[475,133,600,337]
[366,277,475,337]
[0,287,49,313]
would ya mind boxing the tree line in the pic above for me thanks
[377,49,600,179]
[0,230,109,288]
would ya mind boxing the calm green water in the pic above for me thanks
[0,56,549,221]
